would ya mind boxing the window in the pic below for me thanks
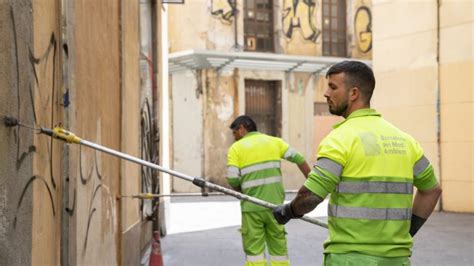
[244,0,274,52]
[245,80,281,136]
[322,0,347,57]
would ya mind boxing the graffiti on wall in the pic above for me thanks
[282,0,321,42]
[78,140,115,253]
[10,5,58,225]
[140,99,159,218]
[8,4,116,255]
[354,6,372,53]
[210,0,237,24]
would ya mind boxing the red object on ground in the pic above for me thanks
[149,231,164,266]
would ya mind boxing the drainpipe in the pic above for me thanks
[436,0,443,211]
[233,0,238,49]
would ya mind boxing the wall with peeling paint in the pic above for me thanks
[168,0,372,192]
[203,69,239,187]
[171,71,204,192]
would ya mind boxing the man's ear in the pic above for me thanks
[349,87,360,101]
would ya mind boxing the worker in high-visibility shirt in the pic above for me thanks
[273,60,442,265]
[227,115,311,266]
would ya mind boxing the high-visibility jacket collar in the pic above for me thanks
[242,131,260,139]
[333,108,381,129]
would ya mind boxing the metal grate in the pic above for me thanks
[245,80,281,136]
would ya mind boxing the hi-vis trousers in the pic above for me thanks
[241,210,290,266]
[324,252,410,266]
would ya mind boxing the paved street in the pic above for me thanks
[159,197,474,266]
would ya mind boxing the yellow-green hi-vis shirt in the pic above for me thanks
[304,108,439,257]
[227,132,305,212]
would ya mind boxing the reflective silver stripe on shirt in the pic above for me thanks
[227,166,240,178]
[312,166,325,177]
[246,254,265,262]
[270,255,289,262]
[315,158,343,177]
[328,204,412,220]
[414,155,430,176]
[336,181,413,194]
[241,161,281,175]
[241,176,282,190]
[283,147,297,159]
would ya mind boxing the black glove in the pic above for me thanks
[272,202,301,225]
[409,214,427,237]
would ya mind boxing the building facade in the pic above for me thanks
[167,0,373,192]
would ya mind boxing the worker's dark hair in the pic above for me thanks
[326,60,375,103]
[230,115,257,132]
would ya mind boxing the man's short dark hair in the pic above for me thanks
[326,60,376,103]
[230,115,257,132]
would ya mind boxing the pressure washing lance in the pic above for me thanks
[3,116,328,228]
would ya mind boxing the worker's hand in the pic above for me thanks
[272,202,300,224]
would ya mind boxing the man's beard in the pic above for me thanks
[329,101,348,116]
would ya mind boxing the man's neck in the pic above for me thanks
[342,102,370,118]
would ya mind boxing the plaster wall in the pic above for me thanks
[70,1,121,264]
[349,0,373,59]
[286,73,317,184]
[1,1,155,264]
[203,69,238,187]
[121,0,140,232]
[168,0,235,52]
[0,1,34,264]
[168,0,373,192]
[121,0,149,265]
[171,71,204,192]
[372,1,440,198]
[279,0,322,55]
[438,1,473,212]
[31,1,63,265]
[204,68,314,189]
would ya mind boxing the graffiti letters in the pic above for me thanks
[10,5,59,225]
[211,0,237,24]
[354,6,372,53]
[282,0,321,42]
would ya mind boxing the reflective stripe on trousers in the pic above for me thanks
[246,254,266,266]
[270,255,290,266]
[245,255,290,266]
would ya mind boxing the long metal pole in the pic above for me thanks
[43,127,328,228]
